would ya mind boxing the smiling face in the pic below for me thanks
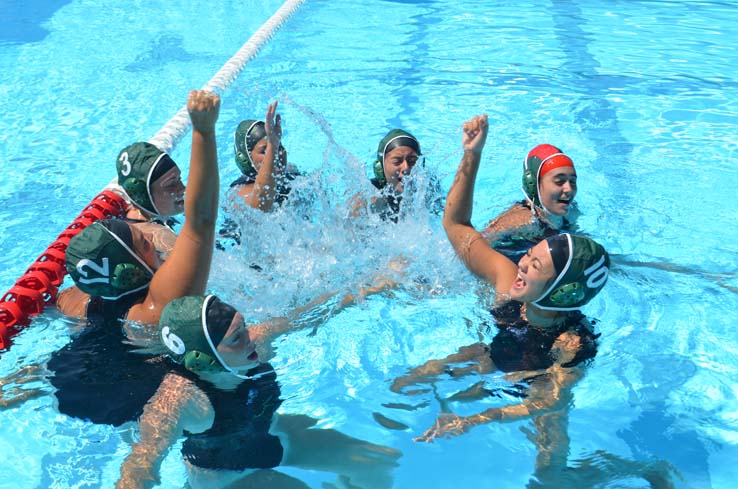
[383,146,419,194]
[216,312,260,375]
[509,240,557,302]
[150,166,185,217]
[539,167,577,216]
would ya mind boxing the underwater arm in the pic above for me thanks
[348,192,369,217]
[245,291,347,361]
[248,281,400,360]
[414,364,583,443]
[390,343,491,393]
[0,365,49,409]
[116,373,213,489]
[443,115,517,290]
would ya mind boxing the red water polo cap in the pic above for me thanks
[540,153,574,179]
[527,144,574,181]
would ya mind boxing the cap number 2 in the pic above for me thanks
[76,258,110,284]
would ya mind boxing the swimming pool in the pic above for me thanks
[1,0,737,487]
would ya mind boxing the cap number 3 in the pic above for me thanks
[119,152,132,177]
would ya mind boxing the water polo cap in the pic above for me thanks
[65,219,154,300]
[533,233,610,311]
[160,295,246,378]
[521,144,574,212]
[373,129,422,188]
[117,142,177,216]
[234,119,266,177]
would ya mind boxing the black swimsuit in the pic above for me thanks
[369,178,402,222]
[229,172,298,205]
[487,301,597,372]
[48,291,171,427]
[49,289,284,471]
[180,363,284,471]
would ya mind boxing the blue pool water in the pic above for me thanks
[1,1,738,488]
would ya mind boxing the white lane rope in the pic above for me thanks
[149,0,307,153]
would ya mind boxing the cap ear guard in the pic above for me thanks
[121,177,149,207]
[546,282,586,306]
[373,158,387,188]
[110,263,152,291]
[235,149,248,164]
[183,350,222,373]
[522,168,538,200]
[234,146,256,176]
[522,155,543,203]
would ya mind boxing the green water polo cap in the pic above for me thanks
[233,120,266,177]
[160,295,244,377]
[117,142,177,216]
[533,233,610,311]
[65,219,154,300]
[373,129,422,188]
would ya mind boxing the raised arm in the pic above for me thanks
[239,101,283,211]
[442,115,517,291]
[129,90,220,323]
[116,373,213,489]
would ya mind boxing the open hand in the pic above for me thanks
[265,101,284,167]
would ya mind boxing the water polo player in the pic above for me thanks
[57,89,221,324]
[392,114,609,441]
[118,294,401,488]
[351,128,435,221]
[231,101,300,212]
[483,143,579,248]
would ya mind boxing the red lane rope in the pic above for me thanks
[0,190,126,351]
